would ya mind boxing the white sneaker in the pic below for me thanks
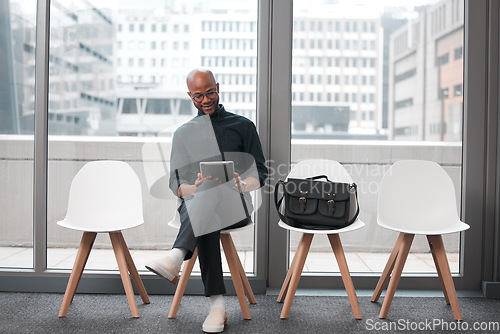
[202,307,228,333]
[145,256,180,284]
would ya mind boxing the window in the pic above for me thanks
[394,97,413,109]
[0,0,36,269]
[395,68,417,83]
[1,0,480,298]
[40,0,259,277]
[440,87,449,99]
[437,53,450,66]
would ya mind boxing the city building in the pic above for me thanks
[388,0,464,141]
[115,1,258,136]
[48,0,116,136]
[291,13,381,137]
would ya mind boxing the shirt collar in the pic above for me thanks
[197,104,226,120]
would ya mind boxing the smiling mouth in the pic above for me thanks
[202,103,214,111]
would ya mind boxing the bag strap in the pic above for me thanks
[274,180,294,226]
[347,183,360,225]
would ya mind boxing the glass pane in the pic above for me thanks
[290,0,464,273]
[47,0,258,273]
[0,0,36,269]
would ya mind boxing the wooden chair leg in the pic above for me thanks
[59,232,97,317]
[328,234,362,319]
[427,235,463,321]
[221,234,251,320]
[226,234,256,304]
[371,233,404,302]
[277,234,306,303]
[168,248,198,319]
[280,233,313,319]
[117,232,150,304]
[109,232,139,318]
[427,235,450,305]
[379,233,414,319]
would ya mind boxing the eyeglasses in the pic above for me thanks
[190,90,218,103]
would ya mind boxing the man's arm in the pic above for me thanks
[169,130,192,197]
[243,122,268,187]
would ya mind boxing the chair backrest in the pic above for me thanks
[141,139,177,199]
[287,159,354,183]
[59,160,144,232]
[377,160,464,233]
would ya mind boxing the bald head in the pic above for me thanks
[186,69,220,115]
[186,69,216,90]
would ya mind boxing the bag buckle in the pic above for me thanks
[299,197,307,203]
[327,199,335,215]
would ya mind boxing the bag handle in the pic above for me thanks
[306,175,331,181]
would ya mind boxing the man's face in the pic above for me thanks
[187,72,220,115]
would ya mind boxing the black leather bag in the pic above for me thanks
[274,175,359,230]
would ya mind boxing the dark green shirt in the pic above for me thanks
[169,105,268,197]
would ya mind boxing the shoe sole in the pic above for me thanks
[145,262,179,284]
[202,317,227,333]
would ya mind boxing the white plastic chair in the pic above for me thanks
[57,160,150,318]
[371,160,470,320]
[276,159,364,319]
[167,198,257,320]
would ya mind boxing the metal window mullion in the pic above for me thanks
[256,0,272,280]
[33,0,50,273]
[267,0,293,288]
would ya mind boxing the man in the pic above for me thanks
[146,69,267,333]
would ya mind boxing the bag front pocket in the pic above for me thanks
[317,198,349,219]
[288,196,318,215]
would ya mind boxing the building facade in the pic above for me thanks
[388,0,464,141]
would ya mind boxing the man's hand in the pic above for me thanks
[233,172,246,193]
[194,173,211,192]
[178,173,211,198]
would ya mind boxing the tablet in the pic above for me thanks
[200,161,234,183]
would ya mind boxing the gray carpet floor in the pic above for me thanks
[1,293,499,333]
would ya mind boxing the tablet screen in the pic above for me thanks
[200,161,234,183]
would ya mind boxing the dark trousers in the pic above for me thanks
[172,180,252,296]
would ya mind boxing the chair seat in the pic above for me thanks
[57,220,142,233]
[167,213,254,234]
[377,218,469,235]
[278,219,364,234]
